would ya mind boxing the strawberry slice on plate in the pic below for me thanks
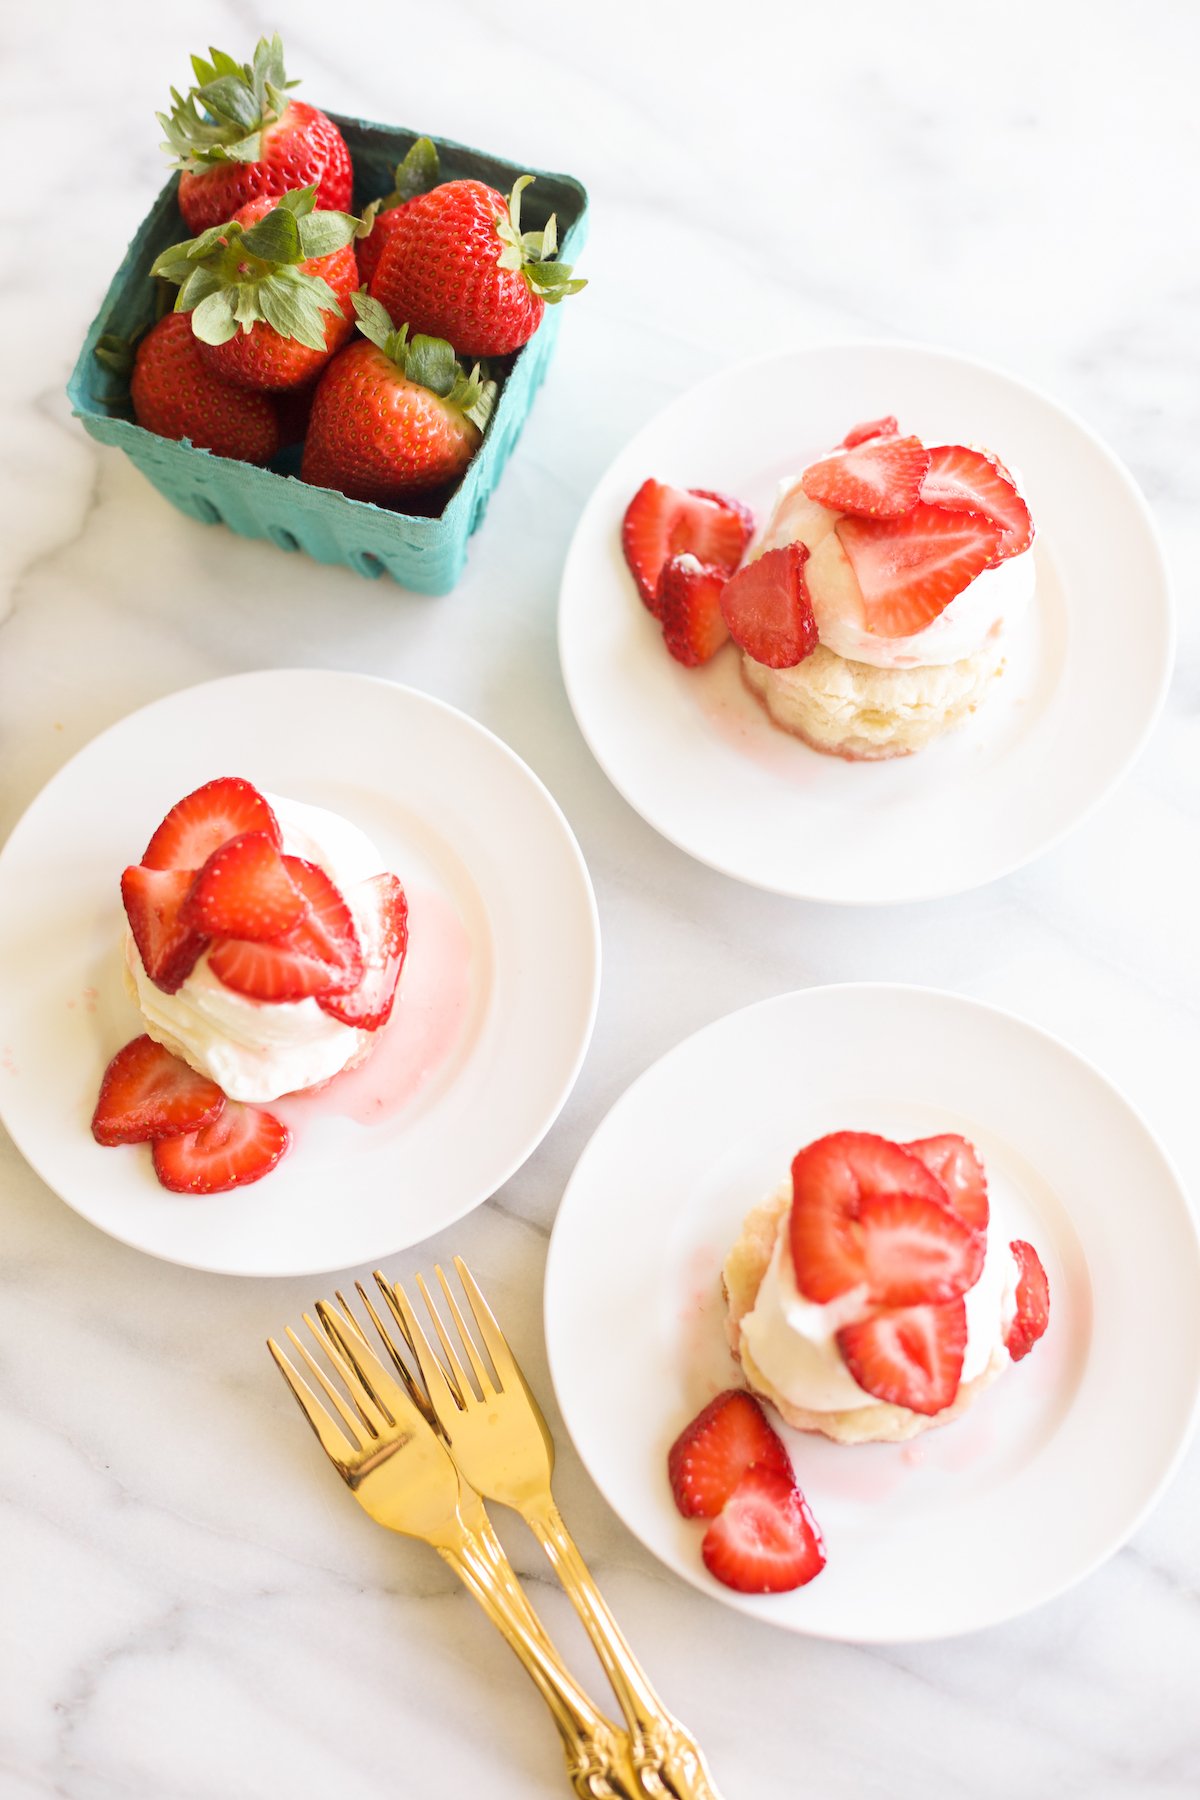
[837,1297,968,1415]
[836,503,1003,638]
[700,1467,826,1594]
[153,1102,290,1193]
[800,434,929,519]
[185,830,308,941]
[667,1388,793,1520]
[319,873,409,1029]
[789,1131,950,1303]
[720,542,817,669]
[858,1187,985,1306]
[92,1035,225,1146]
[920,444,1034,562]
[208,857,364,1001]
[142,776,281,872]
[905,1134,989,1232]
[657,554,730,667]
[841,415,899,448]
[1005,1239,1050,1361]
[121,864,208,994]
[621,481,752,616]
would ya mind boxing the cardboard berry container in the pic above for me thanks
[67,113,588,594]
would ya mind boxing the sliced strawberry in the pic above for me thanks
[318,873,409,1030]
[208,857,364,1002]
[837,1298,967,1415]
[789,1131,949,1303]
[121,864,208,994]
[142,777,281,872]
[91,1035,225,1146]
[688,488,756,538]
[153,1102,290,1193]
[701,1468,826,1594]
[800,434,929,519]
[185,830,307,941]
[919,444,1033,562]
[667,1389,793,1520]
[621,480,752,616]
[837,504,1003,638]
[1005,1239,1050,1362]
[858,1188,985,1306]
[842,415,899,448]
[905,1134,989,1232]
[719,542,817,669]
[657,555,730,667]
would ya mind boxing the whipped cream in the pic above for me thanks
[755,464,1035,670]
[738,1183,1020,1414]
[125,794,386,1104]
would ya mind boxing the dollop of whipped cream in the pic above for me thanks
[739,1183,1020,1414]
[754,460,1035,670]
[124,794,386,1105]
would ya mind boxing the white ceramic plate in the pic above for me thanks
[544,985,1200,1641]
[0,670,600,1277]
[558,342,1173,902]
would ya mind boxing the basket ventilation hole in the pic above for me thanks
[269,526,300,552]
[192,496,222,526]
[354,551,386,579]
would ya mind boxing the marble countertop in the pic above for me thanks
[3,2,1198,1794]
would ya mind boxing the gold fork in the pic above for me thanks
[379,1259,723,1800]
[268,1292,647,1799]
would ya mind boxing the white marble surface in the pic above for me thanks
[3,1,1199,1794]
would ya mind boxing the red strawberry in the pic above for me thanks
[919,444,1034,562]
[143,778,281,873]
[837,1298,967,1415]
[688,489,757,538]
[91,1036,225,1146]
[719,543,818,669]
[356,137,441,287]
[318,874,409,1030]
[185,830,306,940]
[789,1132,949,1303]
[208,857,363,1001]
[657,556,730,666]
[121,865,208,994]
[369,175,584,359]
[842,415,899,448]
[153,1102,290,1193]
[161,38,352,233]
[301,297,495,503]
[857,1188,985,1307]
[800,434,929,518]
[117,313,282,463]
[700,1468,826,1594]
[621,482,753,615]
[1005,1239,1050,1362]
[905,1135,989,1232]
[836,504,1003,638]
[667,1389,793,1520]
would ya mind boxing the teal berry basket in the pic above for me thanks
[67,113,589,593]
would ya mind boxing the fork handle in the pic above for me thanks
[440,1534,645,1799]
[525,1501,724,1800]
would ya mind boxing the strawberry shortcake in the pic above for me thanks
[723,1131,1049,1444]
[91,777,408,1193]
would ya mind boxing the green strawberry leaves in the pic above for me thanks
[150,186,360,350]
[351,292,497,433]
[495,176,587,305]
[359,137,441,240]
[159,34,299,170]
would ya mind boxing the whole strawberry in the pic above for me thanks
[151,186,360,392]
[99,313,282,463]
[356,137,440,288]
[301,294,496,504]
[159,36,353,233]
[369,176,585,358]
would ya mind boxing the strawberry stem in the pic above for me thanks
[158,35,301,171]
[350,292,496,431]
[494,176,586,305]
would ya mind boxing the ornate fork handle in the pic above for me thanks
[525,1500,724,1800]
[438,1526,645,1799]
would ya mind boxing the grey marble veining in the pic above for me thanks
[2,1,1199,1794]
